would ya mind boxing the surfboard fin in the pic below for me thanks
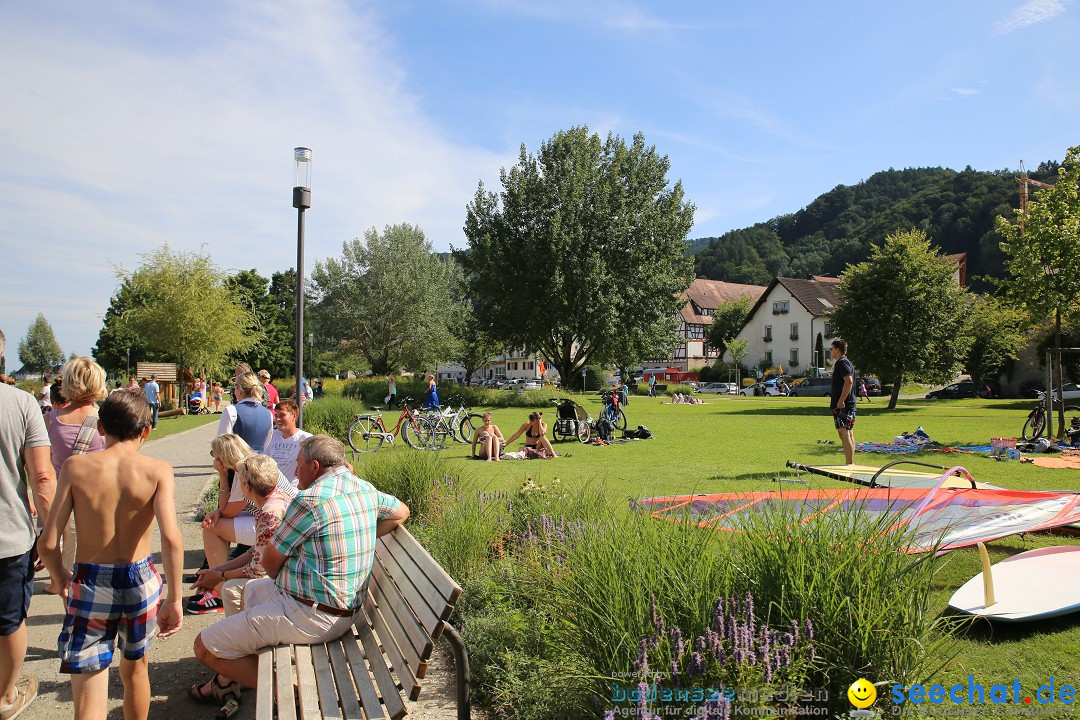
[978,542,996,607]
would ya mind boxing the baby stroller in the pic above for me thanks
[188,391,210,415]
[549,397,592,443]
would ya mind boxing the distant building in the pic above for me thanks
[725,277,841,374]
[645,278,767,372]
[437,348,556,384]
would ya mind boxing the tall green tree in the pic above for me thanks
[225,269,299,380]
[829,229,972,408]
[704,297,752,355]
[310,224,457,375]
[94,279,171,374]
[460,126,694,384]
[117,246,258,394]
[18,313,64,374]
[996,145,1080,434]
[963,295,1028,393]
[727,338,749,386]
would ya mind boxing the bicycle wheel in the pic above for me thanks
[458,413,483,444]
[347,416,384,453]
[576,421,591,444]
[427,417,451,450]
[402,416,431,449]
[615,407,628,432]
[1022,410,1045,441]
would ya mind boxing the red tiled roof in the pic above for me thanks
[681,278,767,324]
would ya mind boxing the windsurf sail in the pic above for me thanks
[637,466,1080,553]
[785,460,998,489]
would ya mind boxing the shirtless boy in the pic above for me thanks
[39,391,183,720]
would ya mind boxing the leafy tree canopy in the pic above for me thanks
[18,313,64,373]
[116,246,258,388]
[963,294,1028,389]
[705,297,752,355]
[459,126,694,383]
[310,223,459,375]
[829,229,972,408]
[94,279,172,374]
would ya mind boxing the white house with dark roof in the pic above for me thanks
[646,278,767,371]
[724,277,841,374]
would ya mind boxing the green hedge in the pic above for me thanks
[342,378,552,409]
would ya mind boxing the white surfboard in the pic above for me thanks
[949,546,1080,622]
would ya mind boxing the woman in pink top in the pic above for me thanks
[48,357,108,570]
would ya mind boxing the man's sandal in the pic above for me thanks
[188,675,241,705]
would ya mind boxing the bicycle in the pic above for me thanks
[439,395,483,444]
[1021,391,1080,441]
[599,389,628,432]
[347,397,431,453]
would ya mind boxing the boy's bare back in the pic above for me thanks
[61,443,175,565]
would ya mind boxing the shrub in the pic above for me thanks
[665,383,695,396]
[355,450,456,524]
[299,395,366,440]
[342,378,552,409]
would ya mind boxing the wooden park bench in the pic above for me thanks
[255,526,470,719]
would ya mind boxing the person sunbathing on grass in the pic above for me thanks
[505,411,556,458]
[471,412,506,461]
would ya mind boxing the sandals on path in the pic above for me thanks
[188,675,241,705]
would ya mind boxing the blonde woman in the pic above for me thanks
[48,357,108,570]
[190,455,295,619]
[471,412,505,461]
[217,372,272,453]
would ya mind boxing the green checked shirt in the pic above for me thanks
[272,465,401,611]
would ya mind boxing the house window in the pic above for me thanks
[528,362,533,370]
[764,326,772,342]
[790,348,799,366]
[790,323,799,340]
[688,324,705,339]
[674,344,687,359]
[764,351,773,365]
[772,300,789,314]
[823,322,832,337]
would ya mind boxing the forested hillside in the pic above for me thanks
[690,163,1059,290]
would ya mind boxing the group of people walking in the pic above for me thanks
[0,340,410,720]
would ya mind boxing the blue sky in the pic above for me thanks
[2,0,1078,371]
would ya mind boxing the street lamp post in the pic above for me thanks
[293,147,312,430]
[126,347,131,379]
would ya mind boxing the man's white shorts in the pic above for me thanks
[198,578,357,659]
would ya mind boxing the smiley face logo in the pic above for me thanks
[848,678,877,709]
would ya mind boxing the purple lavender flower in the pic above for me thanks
[803,617,814,640]
[649,595,664,635]
[669,627,685,659]
[688,651,706,677]
[604,712,616,720]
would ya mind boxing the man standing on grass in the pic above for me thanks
[0,328,57,720]
[830,339,856,465]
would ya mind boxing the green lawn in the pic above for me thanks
[146,411,219,440]
[356,393,1080,693]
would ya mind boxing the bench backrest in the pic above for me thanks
[362,525,462,702]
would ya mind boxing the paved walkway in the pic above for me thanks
[18,420,461,719]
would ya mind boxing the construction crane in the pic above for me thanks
[1016,160,1054,230]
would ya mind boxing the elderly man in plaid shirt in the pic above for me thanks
[191,435,409,707]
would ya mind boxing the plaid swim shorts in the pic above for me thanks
[58,557,162,673]
[833,405,857,431]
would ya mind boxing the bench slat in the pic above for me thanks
[370,564,433,666]
[372,546,444,637]
[257,648,275,720]
[354,613,407,720]
[294,644,323,720]
[312,642,343,720]
[327,639,363,720]
[341,631,387,719]
[275,645,298,720]
[363,596,420,700]
[378,530,461,606]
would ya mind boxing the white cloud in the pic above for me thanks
[992,0,1069,35]
[951,88,981,96]
[0,0,511,365]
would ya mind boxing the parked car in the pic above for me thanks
[1052,383,1080,401]
[925,381,977,400]
[697,382,730,394]
[739,382,785,397]
[787,377,832,397]
[858,378,883,396]
[506,378,541,391]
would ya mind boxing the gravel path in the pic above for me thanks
[19,420,462,719]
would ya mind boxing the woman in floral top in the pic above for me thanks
[191,454,296,617]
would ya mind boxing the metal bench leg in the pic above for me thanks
[441,624,471,720]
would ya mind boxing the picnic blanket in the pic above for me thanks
[1031,455,1080,470]
[854,442,922,455]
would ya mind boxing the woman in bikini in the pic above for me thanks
[505,411,556,457]
[471,412,505,461]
